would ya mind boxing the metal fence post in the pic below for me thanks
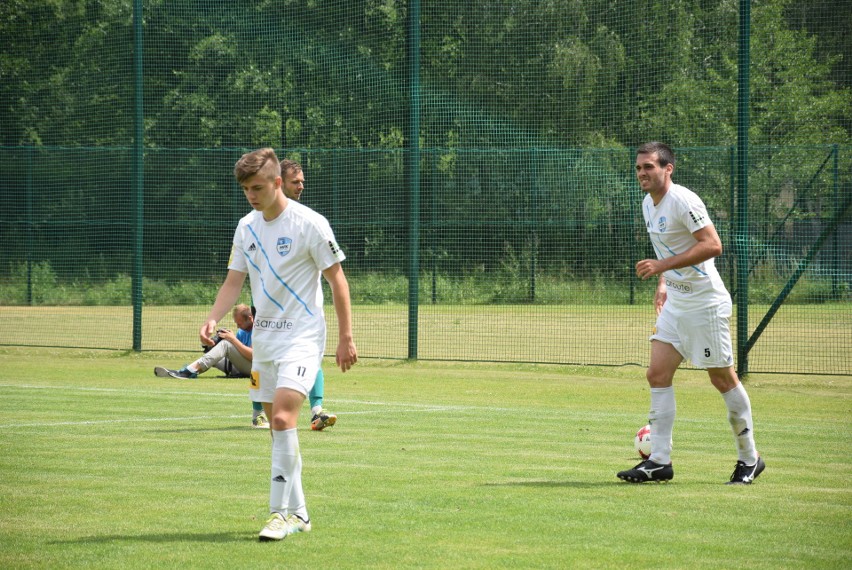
[736,0,751,377]
[132,0,144,351]
[406,0,421,360]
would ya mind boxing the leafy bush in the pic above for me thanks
[0,260,846,306]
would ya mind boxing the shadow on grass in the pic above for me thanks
[484,480,619,488]
[50,531,251,544]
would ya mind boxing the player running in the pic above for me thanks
[617,142,764,485]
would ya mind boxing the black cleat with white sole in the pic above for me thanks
[617,459,674,483]
[726,456,765,485]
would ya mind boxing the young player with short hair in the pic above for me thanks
[617,142,764,485]
[201,148,357,540]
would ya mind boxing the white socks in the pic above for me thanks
[269,428,308,521]
[648,387,676,465]
[646,384,758,466]
[722,384,758,465]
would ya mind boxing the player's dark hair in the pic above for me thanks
[637,142,675,167]
[280,159,303,175]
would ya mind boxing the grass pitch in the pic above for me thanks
[0,348,850,569]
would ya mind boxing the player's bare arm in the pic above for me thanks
[322,263,358,372]
[200,269,247,346]
[635,224,723,280]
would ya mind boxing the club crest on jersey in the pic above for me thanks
[658,216,667,232]
[277,237,292,256]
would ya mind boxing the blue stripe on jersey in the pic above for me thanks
[246,224,315,317]
[651,234,708,277]
[650,236,683,277]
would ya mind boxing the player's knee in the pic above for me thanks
[709,370,739,393]
[270,410,298,431]
[646,367,673,388]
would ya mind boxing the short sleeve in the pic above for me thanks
[309,215,346,270]
[228,224,248,273]
[681,192,712,234]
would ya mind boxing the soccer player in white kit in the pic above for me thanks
[617,142,764,485]
[199,148,358,540]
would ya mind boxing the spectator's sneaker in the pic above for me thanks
[153,366,174,378]
[617,459,674,483]
[167,367,197,379]
[310,410,337,431]
[727,456,765,485]
[258,512,311,541]
[252,412,270,430]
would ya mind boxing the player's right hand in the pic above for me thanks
[199,320,218,347]
[654,288,667,316]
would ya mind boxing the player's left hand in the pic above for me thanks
[336,339,358,372]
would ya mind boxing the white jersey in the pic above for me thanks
[642,183,730,310]
[228,200,346,362]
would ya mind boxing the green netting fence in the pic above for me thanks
[1,0,850,375]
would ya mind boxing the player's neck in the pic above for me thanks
[649,180,671,206]
[262,195,288,221]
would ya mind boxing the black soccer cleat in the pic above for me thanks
[617,459,674,483]
[310,411,337,431]
[726,456,765,485]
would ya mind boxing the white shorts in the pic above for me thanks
[249,353,322,403]
[651,300,734,369]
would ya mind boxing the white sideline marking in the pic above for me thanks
[0,408,456,430]
[0,384,502,410]
[0,383,498,411]
[0,414,246,429]
[0,383,482,430]
[0,382,650,430]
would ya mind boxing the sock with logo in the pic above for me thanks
[308,368,324,411]
[648,386,676,465]
[722,383,758,465]
[269,428,303,515]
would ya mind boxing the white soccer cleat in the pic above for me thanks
[258,512,311,541]
[285,514,312,533]
[252,412,270,429]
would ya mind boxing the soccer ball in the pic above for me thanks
[634,424,652,459]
